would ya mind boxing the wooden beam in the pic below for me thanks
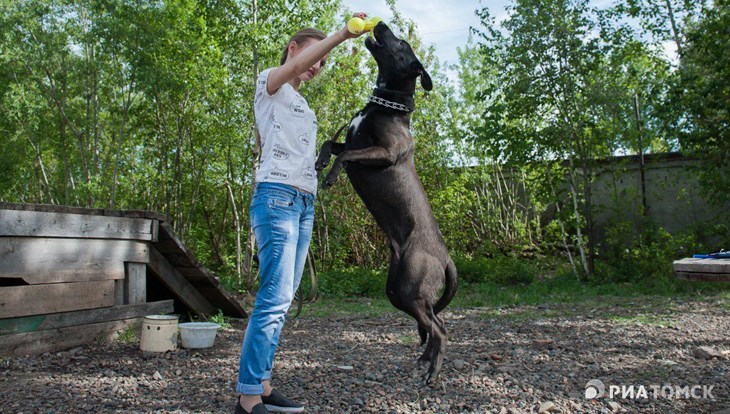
[675,271,730,282]
[0,319,140,357]
[0,300,174,336]
[0,209,157,241]
[0,202,167,222]
[115,279,125,306]
[0,238,149,284]
[673,258,730,273]
[124,262,146,304]
[147,248,217,316]
[0,281,116,319]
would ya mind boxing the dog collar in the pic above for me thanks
[368,95,413,113]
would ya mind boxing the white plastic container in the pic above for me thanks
[140,315,179,352]
[178,322,221,349]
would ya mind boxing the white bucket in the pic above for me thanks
[179,322,221,349]
[140,315,179,352]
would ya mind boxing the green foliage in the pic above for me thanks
[598,222,702,283]
[206,309,232,329]
[0,0,726,300]
[317,267,387,297]
[117,322,140,344]
[677,0,730,205]
[453,255,536,286]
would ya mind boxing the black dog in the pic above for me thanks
[316,22,457,383]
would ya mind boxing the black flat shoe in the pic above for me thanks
[261,389,305,413]
[235,399,270,414]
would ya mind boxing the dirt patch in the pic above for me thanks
[1,299,728,413]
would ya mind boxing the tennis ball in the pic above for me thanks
[347,17,365,34]
[363,17,383,31]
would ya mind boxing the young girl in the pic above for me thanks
[235,14,367,414]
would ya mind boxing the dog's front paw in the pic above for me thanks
[322,173,339,189]
[315,157,329,171]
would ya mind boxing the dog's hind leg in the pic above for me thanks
[407,303,433,365]
[417,324,431,366]
[425,307,447,384]
[418,324,427,346]
[405,300,446,384]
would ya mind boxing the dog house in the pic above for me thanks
[0,203,246,356]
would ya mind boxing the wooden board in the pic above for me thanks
[0,318,141,356]
[0,300,174,336]
[124,262,146,304]
[673,258,730,273]
[0,281,116,319]
[147,248,217,316]
[673,258,730,282]
[0,202,167,221]
[676,272,730,282]
[0,238,149,284]
[0,209,157,241]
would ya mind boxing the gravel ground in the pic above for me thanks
[1,298,729,414]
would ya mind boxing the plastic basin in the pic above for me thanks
[178,322,221,349]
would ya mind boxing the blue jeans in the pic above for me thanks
[237,182,315,395]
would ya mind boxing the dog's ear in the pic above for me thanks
[420,68,433,91]
[414,61,433,91]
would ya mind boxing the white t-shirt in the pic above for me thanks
[254,68,318,195]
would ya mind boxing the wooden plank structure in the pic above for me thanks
[673,258,730,282]
[0,203,246,356]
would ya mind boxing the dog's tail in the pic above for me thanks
[331,123,348,142]
[434,259,458,315]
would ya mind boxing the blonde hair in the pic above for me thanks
[280,28,327,65]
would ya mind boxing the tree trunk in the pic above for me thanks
[226,180,243,284]
[664,0,684,59]
[244,0,261,292]
[567,159,590,280]
[546,166,579,277]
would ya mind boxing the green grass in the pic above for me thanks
[452,267,730,309]
[610,314,674,328]
[207,309,232,329]
[296,267,730,319]
[295,297,395,318]
[117,322,140,344]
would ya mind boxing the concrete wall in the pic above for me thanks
[488,152,727,248]
[585,153,727,246]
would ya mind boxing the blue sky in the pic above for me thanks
[341,0,621,68]
[341,0,507,67]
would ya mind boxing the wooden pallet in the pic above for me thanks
[0,203,246,356]
[673,258,730,282]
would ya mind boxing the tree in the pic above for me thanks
[472,0,623,278]
[677,0,730,205]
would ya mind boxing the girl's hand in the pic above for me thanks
[341,12,368,39]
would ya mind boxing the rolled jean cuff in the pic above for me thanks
[262,370,272,381]
[236,382,264,396]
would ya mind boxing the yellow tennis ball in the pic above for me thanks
[347,17,365,34]
[364,17,383,31]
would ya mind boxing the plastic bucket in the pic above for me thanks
[179,322,221,349]
[140,315,179,352]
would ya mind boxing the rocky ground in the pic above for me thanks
[1,297,729,414]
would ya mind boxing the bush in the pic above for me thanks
[453,255,536,285]
[599,222,704,283]
[314,257,538,299]
[317,267,387,297]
